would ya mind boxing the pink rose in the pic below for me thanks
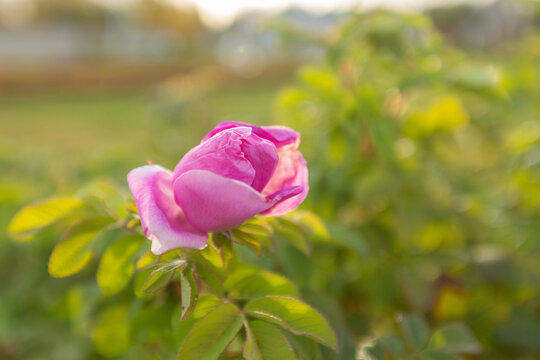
[127,121,309,254]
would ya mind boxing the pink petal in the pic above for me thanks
[266,185,304,203]
[127,165,208,254]
[173,169,273,232]
[241,134,279,192]
[261,144,309,216]
[174,127,255,186]
[202,121,299,148]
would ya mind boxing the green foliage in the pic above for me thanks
[224,269,299,299]
[96,234,145,295]
[243,320,297,360]
[274,8,540,360]
[8,196,84,241]
[92,304,132,357]
[400,314,430,351]
[429,323,482,355]
[177,303,243,360]
[244,296,337,350]
[361,314,480,360]
[5,5,540,360]
[48,217,114,278]
[179,265,198,320]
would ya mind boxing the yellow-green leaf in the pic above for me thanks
[96,234,145,295]
[48,217,114,278]
[225,271,299,299]
[231,229,263,256]
[8,196,84,241]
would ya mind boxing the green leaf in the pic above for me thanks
[428,323,481,355]
[244,296,337,350]
[285,333,320,360]
[237,218,273,237]
[48,217,114,278]
[96,234,145,295]
[193,294,222,319]
[225,270,299,299]
[273,218,311,255]
[231,228,263,256]
[133,268,154,299]
[8,196,84,241]
[77,179,128,219]
[92,304,132,357]
[136,250,157,270]
[141,267,177,294]
[193,252,225,297]
[284,211,329,241]
[243,320,297,360]
[177,303,243,360]
[212,233,234,268]
[180,266,198,320]
[399,314,430,351]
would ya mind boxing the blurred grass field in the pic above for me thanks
[0,81,280,182]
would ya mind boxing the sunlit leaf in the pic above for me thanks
[225,270,299,299]
[48,217,114,278]
[136,250,157,270]
[193,294,222,319]
[8,196,84,241]
[238,217,273,237]
[96,234,145,295]
[231,228,263,256]
[244,296,337,350]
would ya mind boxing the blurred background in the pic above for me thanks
[1,0,540,359]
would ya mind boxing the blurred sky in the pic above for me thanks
[87,0,495,28]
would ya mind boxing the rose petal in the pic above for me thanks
[241,134,279,192]
[173,169,273,232]
[202,121,299,148]
[266,185,304,203]
[261,144,309,216]
[174,127,255,186]
[127,165,208,254]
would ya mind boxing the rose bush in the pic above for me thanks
[127,121,309,254]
